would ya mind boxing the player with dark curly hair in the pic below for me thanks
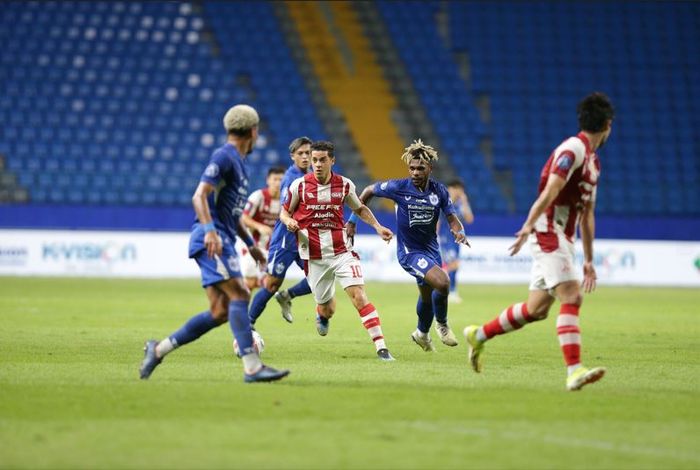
[463,92,615,391]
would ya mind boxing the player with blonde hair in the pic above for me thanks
[139,104,289,383]
[348,139,469,352]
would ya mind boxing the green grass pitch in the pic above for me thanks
[1,277,698,469]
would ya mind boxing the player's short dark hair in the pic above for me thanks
[267,166,285,177]
[289,136,312,154]
[228,128,254,138]
[311,140,334,158]
[577,92,615,133]
[447,178,465,189]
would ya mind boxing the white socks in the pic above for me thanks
[155,338,177,358]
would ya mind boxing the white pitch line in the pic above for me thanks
[407,421,700,464]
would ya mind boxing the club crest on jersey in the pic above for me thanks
[417,258,428,269]
[307,192,315,199]
[429,193,439,206]
[204,163,219,178]
[556,154,573,171]
[380,182,388,190]
[275,262,285,275]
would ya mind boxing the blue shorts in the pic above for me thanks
[189,225,242,288]
[266,244,304,279]
[398,251,443,286]
[439,234,460,264]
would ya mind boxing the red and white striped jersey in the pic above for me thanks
[283,172,362,260]
[243,188,280,249]
[534,132,600,248]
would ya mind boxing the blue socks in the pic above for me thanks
[249,287,275,324]
[169,311,221,347]
[287,278,311,299]
[416,297,433,333]
[229,300,254,355]
[432,290,448,324]
[448,270,457,292]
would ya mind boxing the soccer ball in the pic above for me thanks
[233,330,265,357]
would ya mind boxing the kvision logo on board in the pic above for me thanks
[42,242,137,263]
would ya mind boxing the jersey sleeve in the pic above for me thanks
[200,150,231,187]
[243,189,263,217]
[343,178,363,210]
[283,177,303,213]
[550,141,585,181]
[372,179,398,201]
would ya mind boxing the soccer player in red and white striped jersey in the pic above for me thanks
[279,141,396,361]
[463,92,615,391]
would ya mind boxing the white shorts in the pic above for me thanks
[528,231,579,294]
[240,248,267,279]
[307,251,364,304]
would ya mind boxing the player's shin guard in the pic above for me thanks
[358,303,386,350]
[161,311,221,356]
[416,297,433,333]
[478,302,537,341]
[248,287,274,324]
[432,290,448,324]
[287,278,311,298]
[557,304,581,367]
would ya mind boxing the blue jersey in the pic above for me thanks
[373,178,456,259]
[268,164,307,251]
[197,143,250,241]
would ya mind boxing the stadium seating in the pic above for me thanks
[376,1,509,213]
[0,1,327,206]
[447,1,699,214]
[0,1,697,216]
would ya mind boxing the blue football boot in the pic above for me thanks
[244,365,291,383]
[139,340,162,380]
[316,314,329,336]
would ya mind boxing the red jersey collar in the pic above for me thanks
[577,132,592,154]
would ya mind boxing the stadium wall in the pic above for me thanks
[1,230,697,287]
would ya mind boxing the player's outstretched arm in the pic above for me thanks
[353,204,393,242]
[580,200,597,293]
[192,181,222,258]
[345,183,378,239]
[447,213,470,247]
[509,174,566,256]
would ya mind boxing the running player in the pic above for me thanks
[347,140,469,352]
[463,92,614,391]
[279,141,395,361]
